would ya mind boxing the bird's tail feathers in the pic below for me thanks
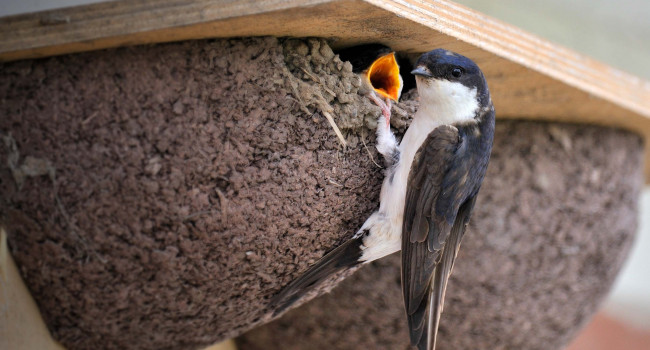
[269,235,364,316]
[410,258,451,350]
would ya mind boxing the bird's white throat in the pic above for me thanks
[415,77,479,124]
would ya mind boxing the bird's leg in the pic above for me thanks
[373,96,400,168]
[367,92,392,127]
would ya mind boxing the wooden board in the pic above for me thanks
[0,229,65,350]
[1,0,649,179]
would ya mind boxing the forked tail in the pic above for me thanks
[268,235,364,316]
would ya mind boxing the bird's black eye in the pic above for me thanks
[451,67,463,78]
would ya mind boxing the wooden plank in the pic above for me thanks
[201,339,238,350]
[0,230,65,350]
[1,0,649,179]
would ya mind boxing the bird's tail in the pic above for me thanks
[268,235,365,316]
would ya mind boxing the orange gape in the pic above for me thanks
[366,52,402,102]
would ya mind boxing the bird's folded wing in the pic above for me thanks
[401,124,480,349]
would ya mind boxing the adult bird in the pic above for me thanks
[270,49,495,350]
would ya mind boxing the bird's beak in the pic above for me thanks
[365,52,402,102]
[411,66,433,78]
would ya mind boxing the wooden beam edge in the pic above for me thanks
[0,0,331,55]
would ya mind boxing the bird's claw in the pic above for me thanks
[383,99,392,128]
[368,93,392,128]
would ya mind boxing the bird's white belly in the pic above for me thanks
[359,116,442,262]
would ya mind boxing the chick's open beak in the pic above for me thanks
[365,52,403,102]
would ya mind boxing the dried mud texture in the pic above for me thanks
[238,122,643,350]
[0,37,417,350]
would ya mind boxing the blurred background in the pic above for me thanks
[2,0,649,349]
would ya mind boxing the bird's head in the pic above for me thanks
[365,52,403,102]
[411,49,490,120]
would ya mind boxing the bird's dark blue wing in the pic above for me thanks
[402,122,487,350]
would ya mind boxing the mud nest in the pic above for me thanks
[0,37,643,350]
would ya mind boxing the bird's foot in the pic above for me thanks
[375,112,399,167]
[368,93,392,128]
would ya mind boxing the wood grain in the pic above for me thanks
[1,0,649,178]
